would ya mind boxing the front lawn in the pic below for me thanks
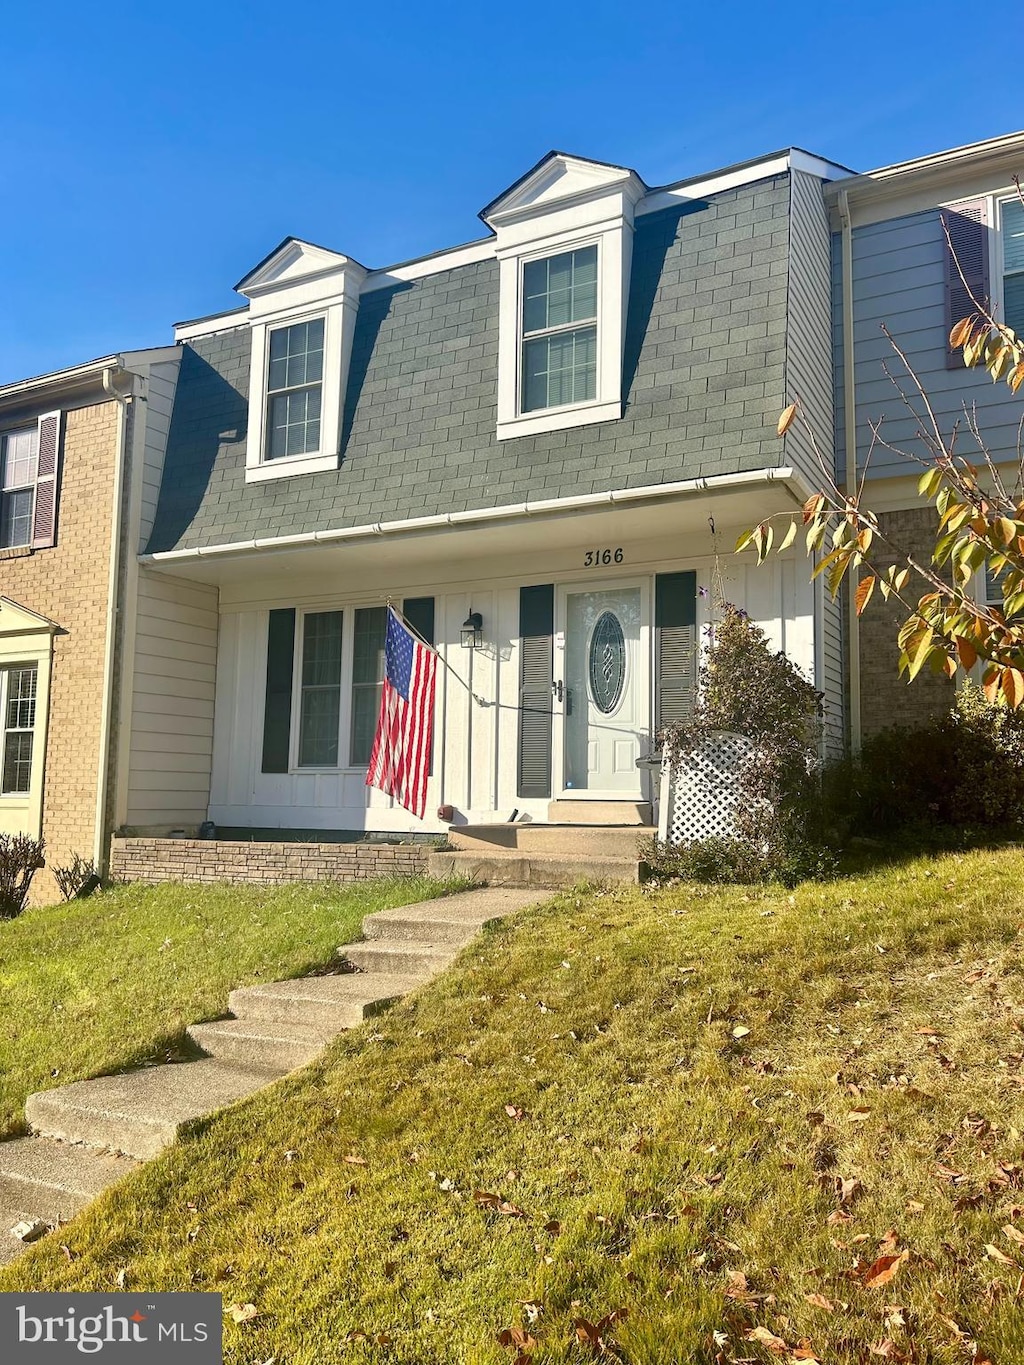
[0,875,459,1139]
[6,848,1024,1363]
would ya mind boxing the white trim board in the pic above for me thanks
[173,149,856,343]
[141,466,806,565]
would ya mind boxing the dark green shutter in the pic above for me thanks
[261,608,295,773]
[402,597,435,773]
[518,584,554,799]
[655,572,697,732]
[402,597,435,646]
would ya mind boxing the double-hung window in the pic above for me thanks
[521,246,598,413]
[266,318,325,461]
[1001,198,1024,336]
[1,664,37,795]
[350,607,387,766]
[297,611,343,766]
[0,429,38,550]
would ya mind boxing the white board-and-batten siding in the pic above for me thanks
[125,570,218,829]
[206,551,816,836]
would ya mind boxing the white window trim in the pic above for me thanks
[992,190,1024,330]
[287,604,389,774]
[0,632,51,842]
[238,241,367,485]
[496,222,632,441]
[0,426,38,551]
[488,159,644,444]
[245,306,344,483]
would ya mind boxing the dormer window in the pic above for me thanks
[521,246,598,412]
[266,318,325,460]
[237,239,366,484]
[482,152,645,442]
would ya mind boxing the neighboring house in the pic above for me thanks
[120,146,853,844]
[827,130,1024,740]
[0,349,179,901]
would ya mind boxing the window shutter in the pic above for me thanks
[402,597,435,646]
[655,572,697,733]
[518,584,554,799]
[32,410,62,549]
[944,199,989,369]
[261,608,296,773]
[402,597,435,773]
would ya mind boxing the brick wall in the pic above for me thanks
[110,837,429,885]
[3,402,120,903]
[858,506,954,737]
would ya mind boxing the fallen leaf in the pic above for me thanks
[862,1252,908,1288]
[804,1293,835,1311]
[473,1190,525,1217]
[227,1303,258,1325]
[732,1025,751,1039]
[839,1176,864,1204]
[543,1219,561,1234]
[983,1243,1017,1265]
[1003,1223,1024,1247]
[343,1154,368,1166]
[504,1105,525,1121]
[849,1107,872,1122]
[744,1324,789,1352]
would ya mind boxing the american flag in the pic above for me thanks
[366,607,438,819]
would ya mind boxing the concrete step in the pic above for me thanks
[0,1137,137,1221]
[26,1060,274,1161]
[363,887,547,943]
[547,799,652,826]
[188,1019,336,1074]
[448,824,653,857]
[228,971,424,1030]
[427,850,641,888]
[340,939,457,976]
[0,1205,38,1266]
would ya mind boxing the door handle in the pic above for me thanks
[552,680,564,703]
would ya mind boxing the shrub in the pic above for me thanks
[822,682,1024,843]
[52,853,99,902]
[654,605,832,885]
[0,834,45,920]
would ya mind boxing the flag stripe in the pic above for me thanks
[365,607,438,819]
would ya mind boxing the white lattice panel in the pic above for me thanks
[658,730,754,845]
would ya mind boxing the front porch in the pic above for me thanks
[119,471,835,866]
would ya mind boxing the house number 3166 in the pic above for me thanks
[584,547,624,567]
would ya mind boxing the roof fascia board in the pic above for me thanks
[142,466,805,566]
[823,130,1024,225]
[174,146,852,339]
[0,356,126,408]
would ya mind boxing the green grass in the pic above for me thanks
[5,849,1024,1365]
[0,875,461,1140]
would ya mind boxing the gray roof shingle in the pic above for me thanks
[148,175,791,553]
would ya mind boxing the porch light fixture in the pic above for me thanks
[461,610,483,649]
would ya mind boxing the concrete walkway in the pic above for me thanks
[1,886,547,1267]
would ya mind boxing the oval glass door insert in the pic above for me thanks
[589,611,626,713]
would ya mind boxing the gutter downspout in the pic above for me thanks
[93,365,132,878]
[838,189,862,754]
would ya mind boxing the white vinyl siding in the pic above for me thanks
[126,571,219,828]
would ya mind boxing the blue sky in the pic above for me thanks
[2,0,1020,382]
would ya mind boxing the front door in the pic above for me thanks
[555,581,648,797]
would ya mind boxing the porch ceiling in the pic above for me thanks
[140,470,806,590]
